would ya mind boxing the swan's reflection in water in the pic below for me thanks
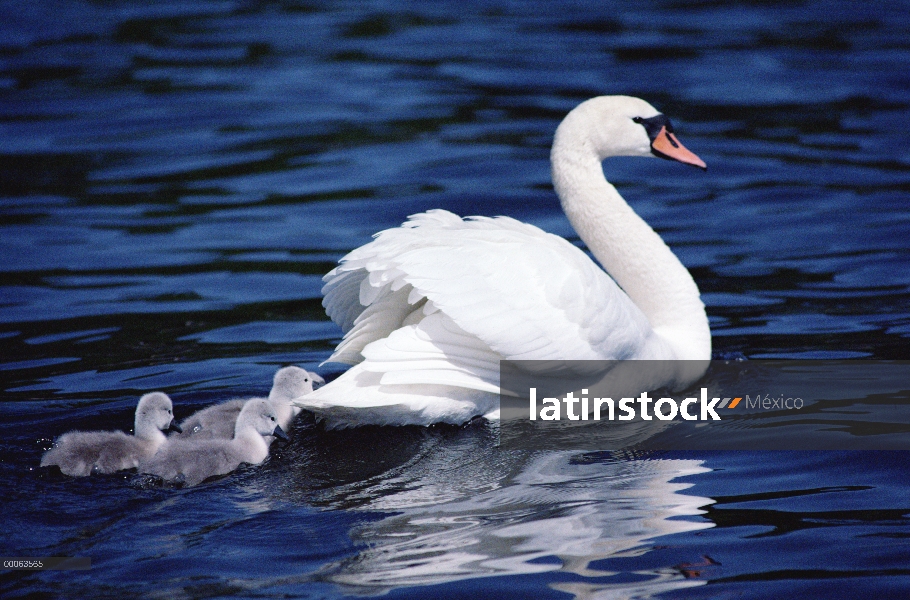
[277,421,714,598]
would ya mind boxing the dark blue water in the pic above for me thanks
[2,0,910,597]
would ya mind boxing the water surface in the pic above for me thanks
[2,1,910,598]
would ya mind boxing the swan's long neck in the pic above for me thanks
[551,128,711,361]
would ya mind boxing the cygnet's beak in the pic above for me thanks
[167,421,183,434]
[271,424,289,442]
[651,126,707,170]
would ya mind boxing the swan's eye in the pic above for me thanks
[631,114,674,140]
[270,416,276,422]
[304,378,308,382]
[167,409,172,414]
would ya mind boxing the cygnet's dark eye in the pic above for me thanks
[270,416,276,422]
[304,378,309,382]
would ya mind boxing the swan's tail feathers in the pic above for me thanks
[292,364,499,428]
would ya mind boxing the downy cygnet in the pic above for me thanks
[139,398,287,487]
[175,366,317,440]
[41,392,181,477]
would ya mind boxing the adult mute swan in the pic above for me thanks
[294,96,710,427]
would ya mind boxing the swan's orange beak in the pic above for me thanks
[651,126,707,170]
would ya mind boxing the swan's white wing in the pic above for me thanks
[322,209,658,364]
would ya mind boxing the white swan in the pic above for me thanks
[294,96,710,427]
[41,392,180,476]
[139,398,288,487]
[175,366,317,440]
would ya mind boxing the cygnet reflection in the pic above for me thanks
[41,392,180,476]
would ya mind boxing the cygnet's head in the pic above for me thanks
[268,366,316,402]
[135,392,181,439]
[236,398,289,442]
[269,366,322,419]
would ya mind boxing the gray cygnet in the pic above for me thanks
[139,398,287,487]
[41,392,181,476]
[175,366,317,440]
